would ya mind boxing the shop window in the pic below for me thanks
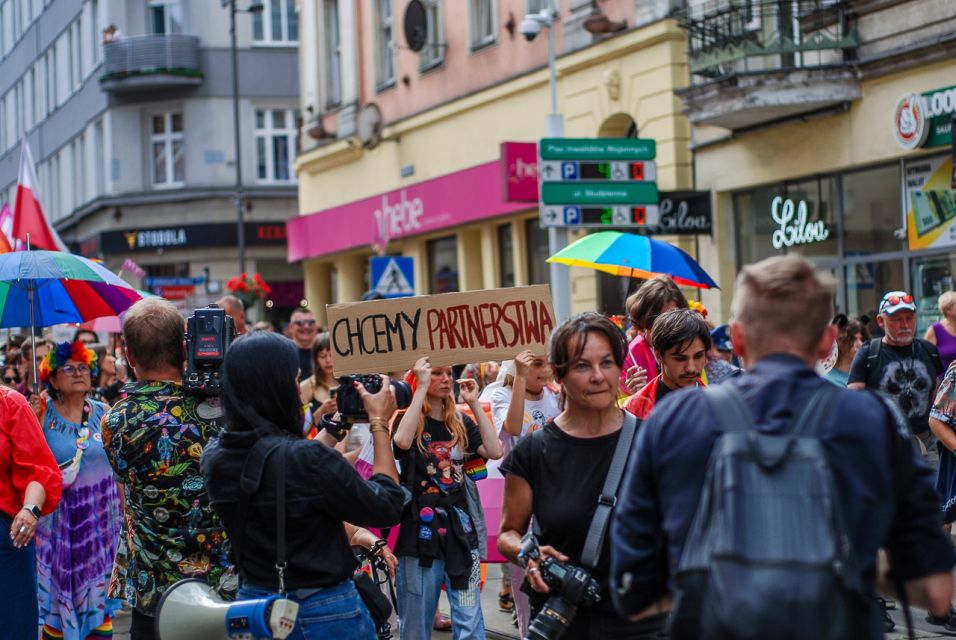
[842,164,903,257]
[912,254,956,337]
[844,259,905,327]
[497,223,514,287]
[782,176,838,260]
[733,185,779,266]
[428,235,459,293]
[525,218,549,285]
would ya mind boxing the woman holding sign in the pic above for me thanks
[393,357,503,640]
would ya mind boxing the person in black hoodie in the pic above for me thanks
[201,331,404,640]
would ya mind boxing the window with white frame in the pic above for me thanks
[90,0,100,64]
[149,0,182,35]
[255,108,298,182]
[470,0,495,49]
[72,135,85,206]
[71,21,82,91]
[46,48,56,112]
[324,0,341,106]
[150,112,184,187]
[419,0,443,70]
[253,0,298,44]
[375,0,395,88]
[23,70,33,131]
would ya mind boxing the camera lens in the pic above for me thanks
[526,598,577,640]
[391,380,412,409]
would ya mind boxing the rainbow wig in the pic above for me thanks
[40,340,99,394]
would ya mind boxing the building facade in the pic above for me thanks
[0,0,302,319]
[680,0,956,331]
[292,0,696,325]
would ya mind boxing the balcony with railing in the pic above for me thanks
[100,34,203,94]
[677,0,861,130]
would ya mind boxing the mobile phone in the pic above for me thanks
[330,386,339,399]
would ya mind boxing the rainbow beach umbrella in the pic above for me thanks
[547,231,719,289]
[0,250,143,387]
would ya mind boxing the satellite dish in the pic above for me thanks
[357,103,384,149]
[404,0,427,52]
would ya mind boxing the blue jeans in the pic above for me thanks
[396,553,485,640]
[0,511,37,639]
[237,579,377,640]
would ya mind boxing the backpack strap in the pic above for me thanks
[580,411,638,570]
[233,437,284,567]
[275,441,288,594]
[790,382,839,438]
[704,384,755,434]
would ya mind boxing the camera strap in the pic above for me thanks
[580,411,637,570]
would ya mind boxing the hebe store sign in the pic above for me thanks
[894,85,956,150]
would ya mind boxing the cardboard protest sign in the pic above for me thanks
[327,285,555,376]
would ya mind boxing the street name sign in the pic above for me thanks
[541,181,659,205]
[539,138,656,161]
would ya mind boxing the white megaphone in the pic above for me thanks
[156,578,299,640]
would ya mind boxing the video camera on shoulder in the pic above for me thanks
[320,374,412,441]
[184,305,235,395]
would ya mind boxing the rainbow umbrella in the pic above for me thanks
[547,231,719,289]
[79,290,160,334]
[0,251,143,387]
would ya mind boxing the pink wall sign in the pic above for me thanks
[500,142,539,202]
[287,160,532,262]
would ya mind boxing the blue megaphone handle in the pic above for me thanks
[226,595,281,639]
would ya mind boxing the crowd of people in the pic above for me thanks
[2,258,956,640]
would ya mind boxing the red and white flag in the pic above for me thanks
[13,141,68,252]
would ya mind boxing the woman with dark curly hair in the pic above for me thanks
[35,340,122,639]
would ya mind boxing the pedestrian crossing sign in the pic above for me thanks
[370,256,415,298]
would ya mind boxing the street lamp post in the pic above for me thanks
[522,0,570,322]
[227,1,263,276]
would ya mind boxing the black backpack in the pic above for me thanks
[670,383,869,640]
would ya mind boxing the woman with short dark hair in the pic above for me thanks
[499,313,663,639]
[201,331,404,640]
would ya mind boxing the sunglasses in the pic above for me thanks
[2,376,16,383]
[882,293,914,306]
[59,364,90,375]
[293,319,317,327]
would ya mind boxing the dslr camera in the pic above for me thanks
[184,305,235,395]
[320,374,412,441]
[518,532,601,640]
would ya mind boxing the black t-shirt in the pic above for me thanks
[393,414,482,557]
[848,338,944,435]
[656,380,675,403]
[298,347,313,380]
[500,421,622,612]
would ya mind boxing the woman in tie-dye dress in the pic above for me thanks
[35,341,122,639]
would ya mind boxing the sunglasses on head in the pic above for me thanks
[293,319,317,327]
[882,293,914,305]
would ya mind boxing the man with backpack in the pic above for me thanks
[609,255,954,639]
[848,290,944,466]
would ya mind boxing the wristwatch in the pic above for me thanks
[22,504,41,519]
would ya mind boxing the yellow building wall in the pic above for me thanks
[296,20,694,324]
[692,57,956,321]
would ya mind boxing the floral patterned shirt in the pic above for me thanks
[102,381,232,615]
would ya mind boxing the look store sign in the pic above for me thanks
[893,85,956,150]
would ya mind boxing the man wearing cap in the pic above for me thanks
[849,290,944,466]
